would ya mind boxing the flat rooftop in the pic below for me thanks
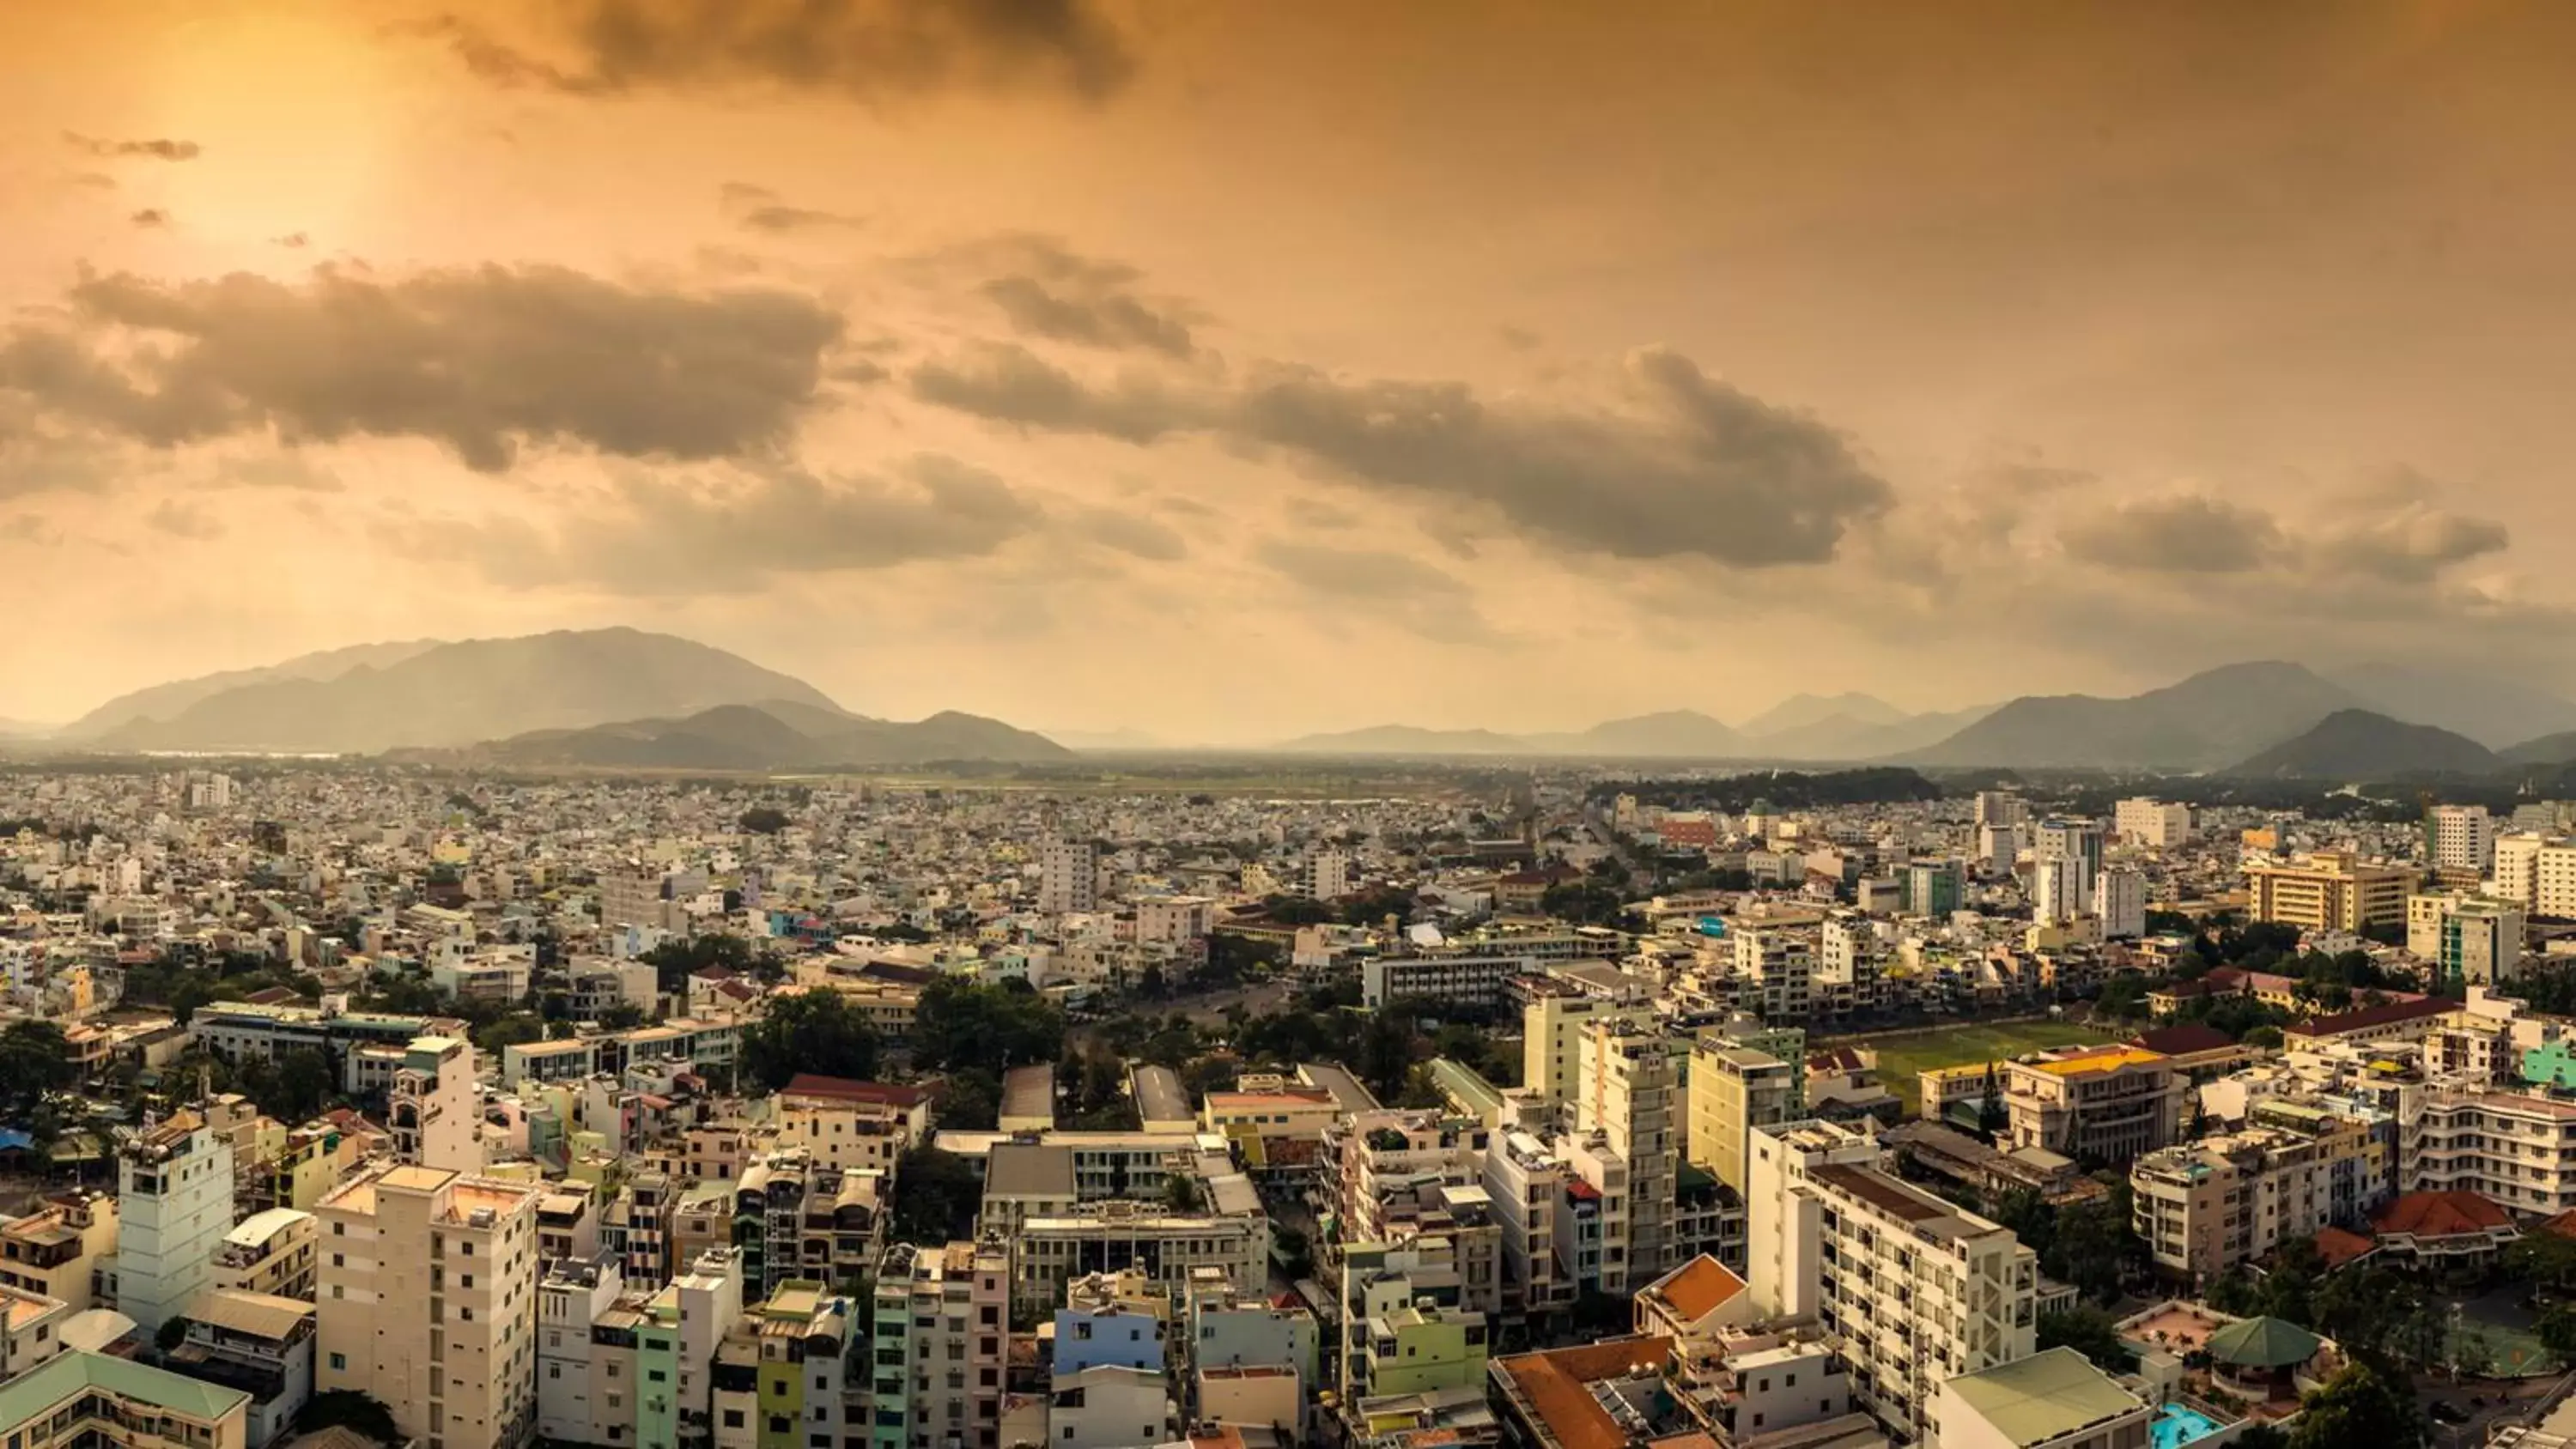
[1943,1346,2144,1447]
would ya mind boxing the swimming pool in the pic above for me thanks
[2153,1405,2226,1449]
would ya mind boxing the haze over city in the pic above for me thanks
[7,2,2576,743]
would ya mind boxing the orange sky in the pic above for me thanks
[3,0,2574,740]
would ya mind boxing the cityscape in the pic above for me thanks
[7,9,2576,1449]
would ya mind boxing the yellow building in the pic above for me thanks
[2244,850,2415,931]
[2003,1046,2183,1166]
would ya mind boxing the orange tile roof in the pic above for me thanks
[2537,1209,2576,1241]
[1649,1255,1747,1324]
[2372,1190,2512,1239]
[2312,1226,2377,1270]
[1498,1337,1674,1449]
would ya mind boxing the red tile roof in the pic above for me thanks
[2131,1023,2237,1056]
[2537,1209,2576,1241]
[1645,1255,1747,1324]
[2372,1190,2512,1239]
[2312,1226,2378,1270]
[2287,997,2452,1039]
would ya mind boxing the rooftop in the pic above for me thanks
[0,1349,251,1428]
[1942,1347,2144,1447]
[1640,1254,1747,1325]
[1492,1337,1676,1449]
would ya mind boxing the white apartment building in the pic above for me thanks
[1747,1120,2038,1445]
[1480,1129,1575,1323]
[1577,1021,1685,1293]
[2415,1088,2576,1214]
[2409,894,2526,989]
[2032,858,2082,928]
[2032,820,2103,917]
[1039,840,1101,914]
[1817,916,1885,1019]
[315,1164,544,1449]
[2096,868,2147,941]
[113,1109,236,1337]
[1302,848,1352,901]
[2114,798,2192,850]
[537,1252,628,1449]
[392,1036,483,1173]
[2431,803,2498,876]
[2129,1106,2387,1282]
[1733,927,1814,1021]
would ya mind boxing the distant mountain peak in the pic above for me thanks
[2226,708,2499,779]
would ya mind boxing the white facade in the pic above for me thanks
[391,1035,482,1173]
[2095,868,2147,941]
[2113,798,2191,849]
[1747,1120,2038,1444]
[1576,1021,1685,1294]
[1040,840,1101,915]
[114,1111,236,1337]
[2032,820,2102,916]
[2432,804,2498,876]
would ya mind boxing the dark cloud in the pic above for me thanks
[1257,541,1465,600]
[272,233,310,249]
[392,454,1033,595]
[1285,497,1358,530]
[1073,508,1187,561]
[219,453,344,494]
[147,500,222,541]
[2060,494,2282,573]
[130,209,170,228]
[417,0,1131,104]
[1498,325,1543,351]
[908,343,1892,567]
[908,343,1180,443]
[945,235,1198,356]
[64,133,199,161]
[718,183,864,234]
[739,203,866,234]
[0,264,844,472]
[980,276,1193,356]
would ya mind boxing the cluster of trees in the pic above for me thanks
[1538,880,1638,930]
[637,934,781,993]
[737,806,793,835]
[0,1022,77,1147]
[121,951,324,1025]
[2200,1237,2437,1449]
[741,991,883,1090]
[1988,1185,2142,1302]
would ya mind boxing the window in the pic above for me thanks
[329,1353,347,1371]
[723,1412,744,1429]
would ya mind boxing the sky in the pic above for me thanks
[3,0,2575,743]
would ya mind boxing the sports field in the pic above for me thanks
[1826,1019,2114,1112]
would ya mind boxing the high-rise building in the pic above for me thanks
[2245,850,2416,931]
[2130,1109,2387,1282]
[1301,848,1352,901]
[1816,915,1884,1018]
[2031,857,2081,926]
[535,1252,628,1449]
[2494,832,2555,905]
[1974,823,2025,876]
[2430,803,2498,876]
[1973,791,2026,830]
[1038,840,1101,915]
[2097,867,2148,940]
[1518,979,1655,1109]
[1902,859,1965,918]
[112,1109,234,1337]
[2033,819,2103,916]
[391,1035,481,1173]
[1686,1034,1796,1233]
[314,1164,544,1449]
[1732,926,1814,1020]
[2113,798,2192,849]
[2002,1046,2183,1166]
[1747,1119,2037,1443]
[869,1238,1010,1449]
[1576,1020,1685,1292]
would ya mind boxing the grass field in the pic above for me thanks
[1826,1020,2117,1112]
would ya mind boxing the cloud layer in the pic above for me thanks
[911,343,1892,567]
[423,0,1133,103]
[0,265,845,471]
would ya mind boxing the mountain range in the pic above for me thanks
[1273,700,1999,760]
[459,699,1072,770]
[2224,709,2500,779]
[1270,659,2576,773]
[26,628,1065,764]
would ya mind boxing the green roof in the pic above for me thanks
[1942,1347,2145,1447]
[0,1350,252,1428]
[2205,1315,2322,1368]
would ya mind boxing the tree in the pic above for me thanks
[2506,1233,2576,1297]
[1977,1064,2007,1138]
[913,978,1064,1075]
[0,1021,77,1126]
[268,1047,337,1124]
[1163,1173,1204,1214]
[2038,1306,2135,1373]
[297,1391,401,1446]
[472,1013,547,1056]
[1358,1009,1417,1103]
[2289,1361,2423,1449]
[738,806,791,835]
[1275,1226,1313,1281]
[741,991,883,1090]
[2537,1302,2576,1359]
[2044,1185,2141,1304]
[636,934,761,995]
[938,1070,1004,1131]
[2235,1426,2290,1449]
[890,1147,981,1243]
